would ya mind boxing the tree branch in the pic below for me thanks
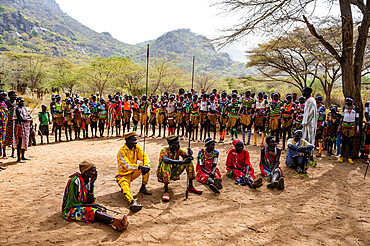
[351,0,365,14]
[303,15,342,64]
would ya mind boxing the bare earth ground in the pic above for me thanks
[0,131,369,245]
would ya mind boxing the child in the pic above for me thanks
[260,136,284,189]
[196,138,223,194]
[38,105,51,144]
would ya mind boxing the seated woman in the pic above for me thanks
[62,161,129,232]
[286,130,314,174]
[226,139,263,189]
[196,138,223,194]
[260,136,284,190]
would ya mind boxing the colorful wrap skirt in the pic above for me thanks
[157,161,195,184]
[63,206,98,224]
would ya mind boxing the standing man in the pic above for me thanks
[218,91,229,143]
[98,98,107,137]
[3,91,17,158]
[241,90,255,145]
[364,101,370,164]
[281,94,295,150]
[207,94,218,140]
[149,97,158,137]
[176,95,185,137]
[157,96,167,138]
[54,95,64,142]
[116,132,152,212]
[254,91,268,146]
[315,94,326,157]
[301,87,317,146]
[132,96,140,132]
[122,94,132,134]
[106,95,115,137]
[0,91,8,158]
[113,95,122,137]
[89,95,99,138]
[139,95,150,137]
[267,93,282,145]
[338,97,359,164]
[190,94,200,141]
[294,96,305,130]
[13,98,32,162]
[199,93,208,141]
[227,93,241,142]
[166,94,177,136]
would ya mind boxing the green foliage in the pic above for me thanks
[0,6,8,12]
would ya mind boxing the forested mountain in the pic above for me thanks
[0,0,248,77]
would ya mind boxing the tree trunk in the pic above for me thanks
[324,84,332,108]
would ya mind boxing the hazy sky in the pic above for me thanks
[55,0,238,45]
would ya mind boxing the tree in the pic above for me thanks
[4,52,50,91]
[51,58,81,94]
[195,74,217,93]
[149,57,185,95]
[215,0,370,157]
[114,57,146,96]
[247,26,342,106]
[81,57,117,96]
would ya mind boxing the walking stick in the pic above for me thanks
[364,161,369,179]
[144,44,149,152]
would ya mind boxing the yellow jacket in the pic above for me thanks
[116,144,150,177]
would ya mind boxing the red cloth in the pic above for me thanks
[196,149,221,184]
[226,148,255,180]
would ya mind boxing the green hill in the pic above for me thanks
[0,0,248,77]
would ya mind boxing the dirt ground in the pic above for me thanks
[0,130,369,245]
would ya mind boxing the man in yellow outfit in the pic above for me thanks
[116,131,152,212]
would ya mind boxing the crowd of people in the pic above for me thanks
[57,87,370,231]
[0,87,368,231]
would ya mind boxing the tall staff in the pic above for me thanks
[186,56,195,200]
[191,56,195,91]
[144,44,149,152]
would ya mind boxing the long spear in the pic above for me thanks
[144,44,149,152]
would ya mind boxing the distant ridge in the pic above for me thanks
[0,0,249,77]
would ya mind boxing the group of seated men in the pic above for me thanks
[62,130,314,231]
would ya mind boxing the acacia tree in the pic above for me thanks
[247,32,319,91]
[195,74,217,93]
[215,0,370,157]
[150,57,184,95]
[114,57,146,96]
[4,52,50,91]
[82,57,117,96]
[51,58,81,94]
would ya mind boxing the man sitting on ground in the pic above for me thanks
[286,130,314,174]
[260,136,284,190]
[226,139,263,189]
[62,161,129,231]
[116,132,152,212]
[196,138,223,194]
[157,135,203,202]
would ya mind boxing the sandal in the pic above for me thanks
[162,192,170,202]
[112,215,129,232]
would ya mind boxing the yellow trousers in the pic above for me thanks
[116,170,150,203]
